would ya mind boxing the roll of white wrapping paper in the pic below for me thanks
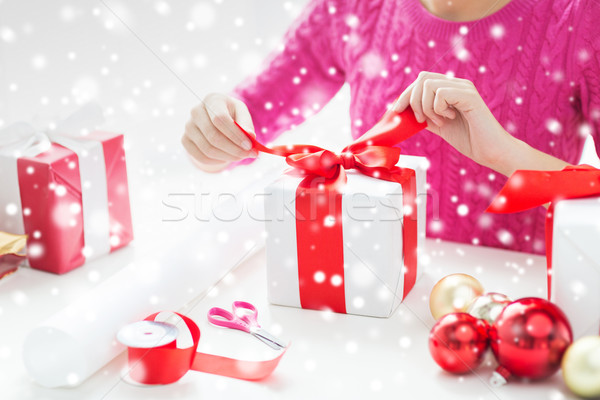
[22,174,275,388]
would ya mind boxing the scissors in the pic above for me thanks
[207,301,286,350]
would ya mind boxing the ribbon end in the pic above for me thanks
[351,108,426,149]
[485,196,509,214]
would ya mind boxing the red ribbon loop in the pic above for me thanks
[486,165,600,298]
[238,108,426,313]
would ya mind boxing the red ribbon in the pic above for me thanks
[237,109,426,313]
[486,165,600,298]
[125,312,286,385]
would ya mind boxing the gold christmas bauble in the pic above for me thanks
[562,336,600,399]
[429,273,484,320]
[467,292,511,324]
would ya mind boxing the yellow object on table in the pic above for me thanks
[0,231,27,256]
[429,273,484,320]
[562,336,600,398]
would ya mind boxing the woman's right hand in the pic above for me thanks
[182,93,257,173]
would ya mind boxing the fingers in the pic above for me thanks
[409,77,426,123]
[421,80,442,126]
[392,81,415,114]
[181,135,227,167]
[422,79,464,123]
[182,93,258,171]
[433,86,478,119]
[204,94,254,151]
[432,88,458,120]
[393,71,447,122]
[394,72,478,125]
[185,119,240,162]
[232,99,256,139]
[194,104,253,159]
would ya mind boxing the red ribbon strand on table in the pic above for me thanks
[486,165,600,298]
[125,312,286,385]
[237,109,426,313]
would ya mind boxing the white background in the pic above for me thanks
[0,0,352,273]
[0,1,597,399]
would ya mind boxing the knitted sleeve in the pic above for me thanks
[231,0,346,144]
[573,0,600,157]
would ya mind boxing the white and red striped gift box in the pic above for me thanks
[0,112,132,274]
[264,155,427,318]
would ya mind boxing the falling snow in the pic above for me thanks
[0,27,16,43]
[313,271,325,283]
[359,52,385,79]
[490,24,505,39]
[190,2,217,29]
[154,1,171,16]
[456,204,469,217]
[5,203,18,216]
[496,229,514,246]
[0,3,598,398]
[546,118,563,135]
[346,15,359,28]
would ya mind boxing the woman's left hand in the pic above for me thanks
[393,71,522,175]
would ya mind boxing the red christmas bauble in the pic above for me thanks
[429,313,490,374]
[489,297,572,381]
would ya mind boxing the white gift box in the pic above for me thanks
[551,197,600,338]
[264,155,427,318]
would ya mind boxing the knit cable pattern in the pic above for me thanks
[232,0,600,254]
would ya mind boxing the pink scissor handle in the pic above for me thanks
[231,301,261,328]
[207,307,251,333]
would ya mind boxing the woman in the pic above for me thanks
[182,0,600,254]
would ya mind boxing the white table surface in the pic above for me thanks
[1,238,581,400]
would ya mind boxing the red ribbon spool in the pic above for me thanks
[119,312,286,385]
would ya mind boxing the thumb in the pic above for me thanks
[424,117,441,136]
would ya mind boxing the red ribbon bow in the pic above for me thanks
[486,165,600,298]
[242,109,423,184]
[238,109,426,313]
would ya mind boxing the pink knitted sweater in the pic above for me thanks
[233,0,600,255]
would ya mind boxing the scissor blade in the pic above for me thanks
[251,328,287,350]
